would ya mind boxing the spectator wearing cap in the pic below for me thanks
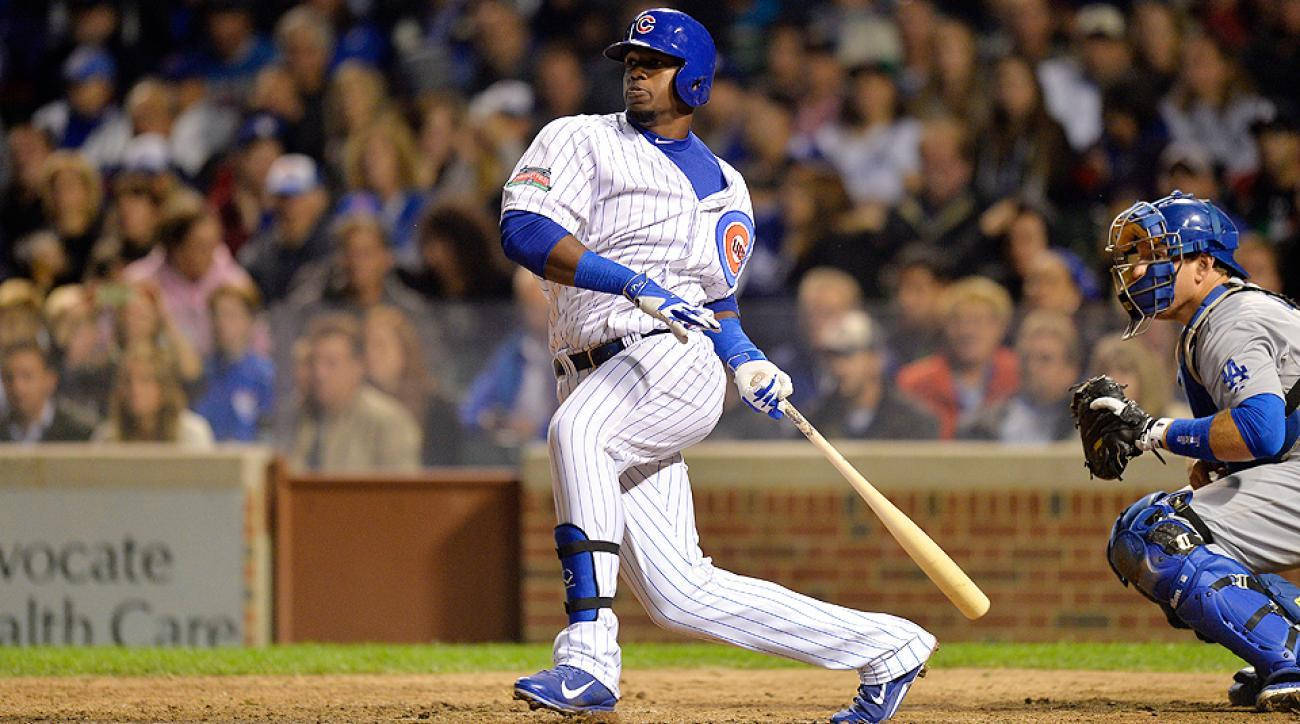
[339,115,429,266]
[194,284,274,442]
[897,276,1019,440]
[238,153,333,303]
[1156,142,1219,199]
[118,134,179,197]
[0,340,95,443]
[814,62,920,207]
[289,314,420,472]
[1160,33,1274,182]
[1038,4,1132,152]
[31,46,132,169]
[963,310,1081,442]
[809,309,939,440]
[195,0,276,107]
[38,150,105,283]
[468,79,536,195]
[123,193,255,358]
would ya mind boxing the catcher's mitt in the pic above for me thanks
[1068,374,1155,480]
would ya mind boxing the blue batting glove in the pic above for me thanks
[623,273,721,342]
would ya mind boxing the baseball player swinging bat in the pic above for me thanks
[779,398,991,620]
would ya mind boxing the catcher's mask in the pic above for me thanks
[1108,190,1247,339]
[1107,200,1181,338]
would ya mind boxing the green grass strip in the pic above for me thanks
[0,642,1243,677]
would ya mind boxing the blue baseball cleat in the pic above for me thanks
[829,663,927,723]
[513,665,617,714]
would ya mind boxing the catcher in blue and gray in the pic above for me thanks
[1070,190,1300,711]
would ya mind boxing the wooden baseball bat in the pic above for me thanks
[780,400,991,620]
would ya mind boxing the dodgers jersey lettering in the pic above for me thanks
[502,113,754,354]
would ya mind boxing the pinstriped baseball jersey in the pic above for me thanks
[501,112,754,354]
[510,112,934,703]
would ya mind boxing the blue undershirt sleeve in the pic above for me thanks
[1229,393,1286,459]
[500,210,643,296]
[500,210,570,276]
[1165,393,1286,461]
[703,296,765,370]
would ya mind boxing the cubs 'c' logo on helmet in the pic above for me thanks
[715,210,754,286]
[635,14,656,34]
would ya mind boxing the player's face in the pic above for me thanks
[622,49,682,116]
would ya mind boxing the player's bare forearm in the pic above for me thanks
[540,234,585,286]
[1208,411,1256,461]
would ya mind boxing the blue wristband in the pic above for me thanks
[704,312,765,370]
[574,251,639,296]
[1166,416,1217,461]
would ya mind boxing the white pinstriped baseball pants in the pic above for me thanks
[546,332,936,698]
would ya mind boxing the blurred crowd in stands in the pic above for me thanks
[0,0,1297,468]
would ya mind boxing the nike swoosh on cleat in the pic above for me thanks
[561,680,596,699]
[869,687,885,705]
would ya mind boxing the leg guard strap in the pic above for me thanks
[565,597,615,615]
[555,524,619,624]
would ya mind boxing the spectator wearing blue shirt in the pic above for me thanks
[194,283,274,442]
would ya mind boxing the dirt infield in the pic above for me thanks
[1,668,1293,722]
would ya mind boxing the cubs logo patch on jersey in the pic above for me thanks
[715,210,754,286]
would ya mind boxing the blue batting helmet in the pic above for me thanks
[603,8,716,107]
[1107,190,1246,337]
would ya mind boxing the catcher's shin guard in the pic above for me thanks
[1108,492,1300,682]
[554,524,619,624]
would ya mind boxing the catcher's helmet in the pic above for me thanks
[1107,190,1245,337]
[603,8,716,107]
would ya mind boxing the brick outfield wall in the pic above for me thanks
[519,442,1289,645]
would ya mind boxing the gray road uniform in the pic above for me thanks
[1178,281,1300,572]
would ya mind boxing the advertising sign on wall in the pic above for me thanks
[0,447,272,646]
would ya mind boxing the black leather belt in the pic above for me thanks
[553,329,672,377]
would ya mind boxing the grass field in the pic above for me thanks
[0,641,1245,677]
